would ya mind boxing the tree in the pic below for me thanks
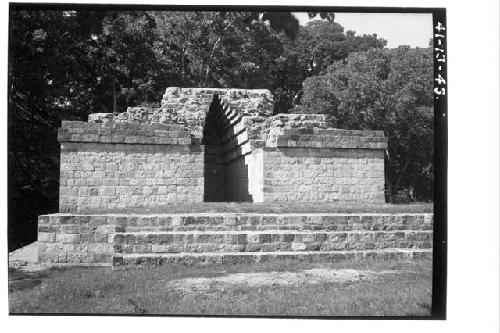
[151,11,283,90]
[96,11,166,111]
[296,47,434,202]
[308,12,335,21]
[272,20,386,114]
[8,10,104,250]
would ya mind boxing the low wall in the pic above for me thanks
[58,121,204,212]
[262,148,385,202]
[262,128,387,202]
[37,214,114,264]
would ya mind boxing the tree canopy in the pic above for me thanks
[296,47,434,201]
[272,20,386,114]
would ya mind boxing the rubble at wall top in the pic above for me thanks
[67,87,387,149]
[162,87,273,100]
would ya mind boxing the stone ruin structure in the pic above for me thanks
[57,87,387,212]
[37,88,433,266]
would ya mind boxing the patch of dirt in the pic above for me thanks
[167,268,403,295]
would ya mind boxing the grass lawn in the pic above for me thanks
[9,258,432,317]
[67,202,433,215]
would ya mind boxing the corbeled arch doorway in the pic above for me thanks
[202,95,252,202]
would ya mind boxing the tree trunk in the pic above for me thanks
[204,22,232,85]
[394,160,409,192]
[384,149,395,203]
[112,79,117,114]
[181,48,185,83]
[386,179,395,203]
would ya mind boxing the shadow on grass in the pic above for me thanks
[8,267,57,292]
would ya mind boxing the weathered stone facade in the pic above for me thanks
[58,122,204,212]
[261,148,385,202]
[37,212,433,265]
[58,87,387,212]
[34,87,416,267]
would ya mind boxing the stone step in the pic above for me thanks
[112,230,433,254]
[113,249,433,266]
[37,212,433,266]
[113,214,433,233]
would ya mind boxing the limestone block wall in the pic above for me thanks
[38,214,114,264]
[247,149,265,202]
[37,212,433,265]
[58,121,204,212]
[87,88,275,203]
[262,148,385,202]
[158,88,273,203]
[261,128,388,203]
[89,88,275,141]
[223,154,262,202]
[160,87,274,141]
[62,88,390,206]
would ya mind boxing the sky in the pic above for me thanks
[293,12,433,48]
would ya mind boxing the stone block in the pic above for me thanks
[38,232,56,242]
[56,233,80,243]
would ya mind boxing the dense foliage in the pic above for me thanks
[273,20,386,114]
[296,47,434,202]
[8,9,432,250]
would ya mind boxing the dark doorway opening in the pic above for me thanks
[203,95,252,202]
[203,95,225,201]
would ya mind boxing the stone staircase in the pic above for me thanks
[111,213,433,266]
[37,213,433,267]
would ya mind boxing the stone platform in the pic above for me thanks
[37,212,433,267]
